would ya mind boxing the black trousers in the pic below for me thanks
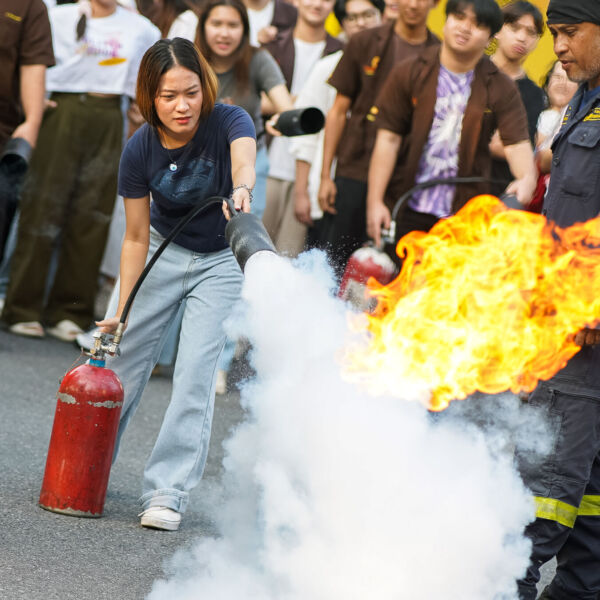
[515,383,600,600]
[319,176,368,280]
[384,206,440,268]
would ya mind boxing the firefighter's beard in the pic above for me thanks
[148,249,552,600]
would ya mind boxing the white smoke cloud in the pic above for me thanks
[148,250,541,600]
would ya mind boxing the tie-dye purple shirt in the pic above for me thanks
[409,65,474,218]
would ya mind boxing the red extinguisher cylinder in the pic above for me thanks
[39,360,124,517]
[338,246,398,309]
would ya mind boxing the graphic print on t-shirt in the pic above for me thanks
[150,155,217,205]
[78,33,127,65]
[410,66,474,218]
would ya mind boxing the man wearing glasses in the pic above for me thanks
[490,0,545,198]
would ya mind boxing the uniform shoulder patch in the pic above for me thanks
[583,106,600,122]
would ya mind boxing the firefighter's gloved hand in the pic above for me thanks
[574,328,600,347]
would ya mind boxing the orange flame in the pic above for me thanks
[344,195,600,411]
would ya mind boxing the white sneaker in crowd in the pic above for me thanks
[47,319,84,342]
[139,506,181,531]
[9,321,45,338]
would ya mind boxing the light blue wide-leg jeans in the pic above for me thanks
[105,228,243,513]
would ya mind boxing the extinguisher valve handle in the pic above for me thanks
[105,340,121,358]
[88,329,122,360]
[381,221,396,247]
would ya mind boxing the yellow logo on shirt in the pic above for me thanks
[583,107,600,122]
[98,57,127,66]
[363,56,380,76]
[5,12,22,21]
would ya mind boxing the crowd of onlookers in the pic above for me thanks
[0,0,573,393]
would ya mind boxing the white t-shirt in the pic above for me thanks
[268,38,326,181]
[289,50,341,219]
[117,0,138,11]
[247,1,275,48]
[167,10,199,41]
[536,107,566,151]
[46,4,160,98]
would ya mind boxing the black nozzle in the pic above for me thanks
[1,137,32,173]
[225,207,276,271]
[500,193,524,210]
[274,107,325,137]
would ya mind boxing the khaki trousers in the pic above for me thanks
[262,176,307,258]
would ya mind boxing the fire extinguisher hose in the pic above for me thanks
[113,196,227,345]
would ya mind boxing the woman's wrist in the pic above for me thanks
[232,183,253,203]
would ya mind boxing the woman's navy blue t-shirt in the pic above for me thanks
[118,103,255,253]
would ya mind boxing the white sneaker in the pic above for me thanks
[75,328,98,351]
[47,319,84,342]
[139,506,181,531]
[215,369,227,395]
[9,321,45,338]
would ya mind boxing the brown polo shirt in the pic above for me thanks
[328,22,439,182]
[0,0,55,146]
[374,46,529,212]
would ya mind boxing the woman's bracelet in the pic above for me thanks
[231,184,253,203]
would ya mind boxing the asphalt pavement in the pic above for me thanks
[0,327,246,600]
[1,326,557,599]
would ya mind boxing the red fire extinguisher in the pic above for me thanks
[39,333,124,517]
[338,244,397,311]
[338,177,497,311]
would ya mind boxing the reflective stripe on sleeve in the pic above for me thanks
[578,495,600,517]
[533,496,578,528]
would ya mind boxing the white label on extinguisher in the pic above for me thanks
[87,400,123,409]
[57,392,77,405]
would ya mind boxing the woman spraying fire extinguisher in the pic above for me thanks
[96,37,256,531]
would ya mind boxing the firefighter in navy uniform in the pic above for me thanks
[515,2,600,599]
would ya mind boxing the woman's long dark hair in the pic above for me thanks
[151,0,197,38]
[196,0,255,94]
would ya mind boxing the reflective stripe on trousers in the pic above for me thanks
[533,495,600,528]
